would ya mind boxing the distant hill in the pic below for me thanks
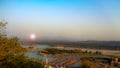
[37,41,120,50]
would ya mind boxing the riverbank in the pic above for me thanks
[23,44,120,68]
[23,44,120,57]
[62,46,120,57]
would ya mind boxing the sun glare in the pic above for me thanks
[30,34,36,40]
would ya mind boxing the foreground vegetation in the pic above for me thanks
[0,36,44,68]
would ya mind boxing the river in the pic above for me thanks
[23,45,54,62]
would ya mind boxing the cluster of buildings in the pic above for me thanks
[44,57,80,68]
[43,57,120,68]
[95,57,120,68]
[110,57,120,68]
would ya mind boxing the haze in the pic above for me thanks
[0,0,120,41]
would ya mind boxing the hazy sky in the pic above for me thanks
[0,0,120,41]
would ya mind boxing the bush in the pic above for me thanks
[0,36,43,68]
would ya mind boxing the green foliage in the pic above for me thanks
[80,59,98,68]
[0,36,24,60]
[0,36,43,68]
[0,55,44,68]
[95,51,102,55]
[41,48,80,55]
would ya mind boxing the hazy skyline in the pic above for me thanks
[0,0,120,41]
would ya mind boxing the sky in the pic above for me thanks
[0,0,120,41]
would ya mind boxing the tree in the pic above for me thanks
[0,21,44,68]
[0,21,7,37]
[81,59,98,68]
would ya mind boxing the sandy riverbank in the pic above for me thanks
[64,47,120,57]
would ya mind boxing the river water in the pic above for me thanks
[22,45,81,66]
[23,45,53,61]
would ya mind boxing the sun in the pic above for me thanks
[30,34,36,40]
